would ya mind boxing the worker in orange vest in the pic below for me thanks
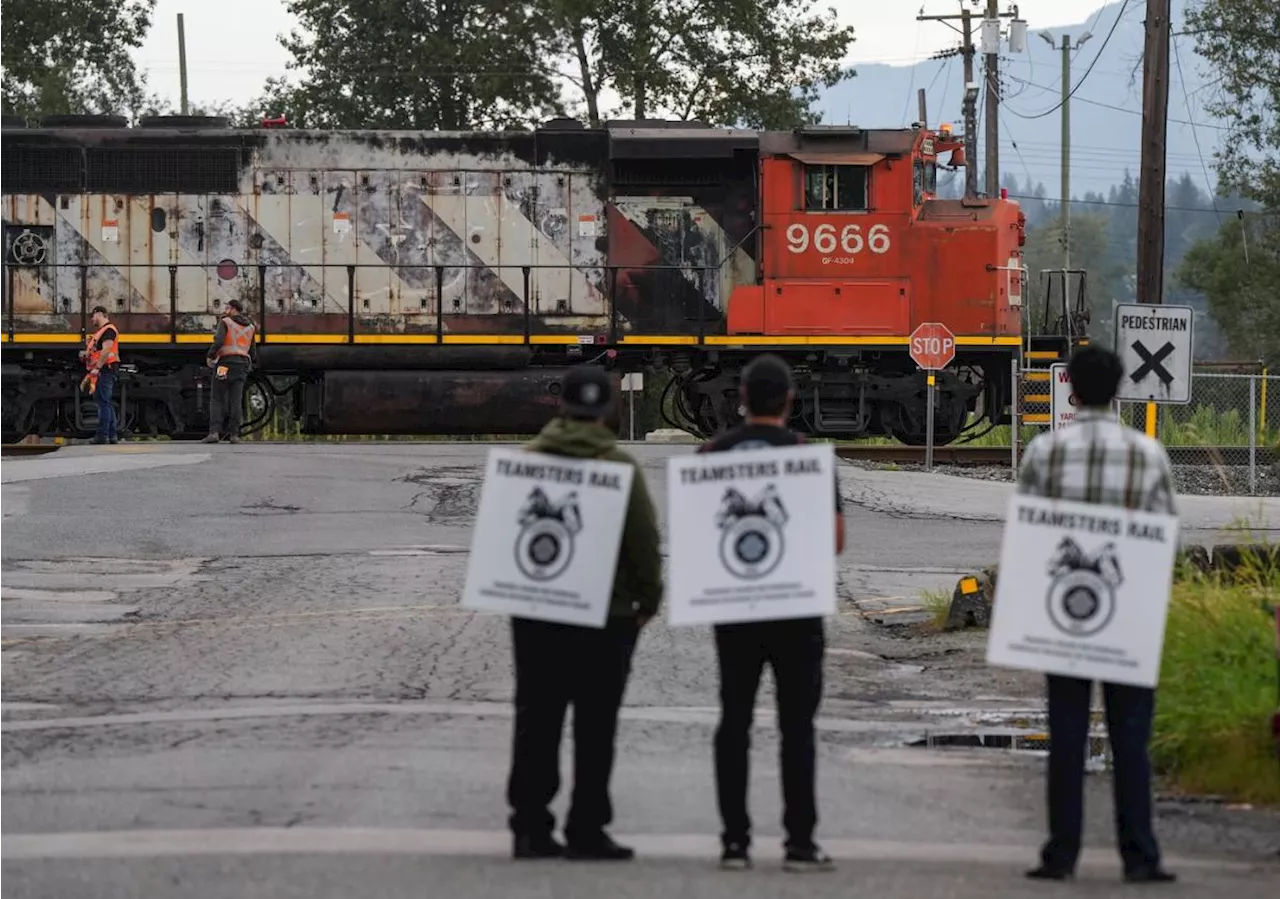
[202,299,257,444]
[78,305,121,444]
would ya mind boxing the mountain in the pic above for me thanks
[816,0,1225,204]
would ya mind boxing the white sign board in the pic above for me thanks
[986,494,1180,688]
[461,448,635,628]
[1114,303,1194,404]
[1051,363,1076,430]
[621,372,645,392]
[665,443,837,627]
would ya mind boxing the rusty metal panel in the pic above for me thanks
[352,169,396,319]
[395,173,436,325]
[463,170,501,316]
[206,194,251,316]
[568,174,606,316]
[426,170,468,319]
[281,170,326,316]
[171,193,211,319]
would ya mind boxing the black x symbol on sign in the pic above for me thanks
[1130,340,1176,386]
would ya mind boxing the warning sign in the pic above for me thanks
[1051,363,1076,430]
[102,220,119,243]
[460,448,634,629]
[986,494,1179,688]
[333,212,351,236]
[577,215,596,237]
[665,444,837,627]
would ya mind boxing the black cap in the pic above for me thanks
[560,366,613,419]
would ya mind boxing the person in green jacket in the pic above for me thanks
[507,365,663,863]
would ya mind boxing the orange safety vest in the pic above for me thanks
[85,323,120,371]
[215,317,255,360]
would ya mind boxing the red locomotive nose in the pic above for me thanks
[261,116,288,128]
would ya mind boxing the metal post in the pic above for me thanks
[522,265,531,344]
[434,265,445,341]
[925,373,936,472]
[1011,355,1020,476]
[984,0,1001,197]
[629,386,636,442]
[346,265,356,343]
[1145,402,1157,438]
[1250,375,1258,496]
[168,265,178,343]
[961,8,978,199]
[256,265,267,340]
[1060,36,1071,273]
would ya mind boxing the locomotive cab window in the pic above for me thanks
[803,164,868,211]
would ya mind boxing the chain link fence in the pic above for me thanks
[1118,371,1278,496]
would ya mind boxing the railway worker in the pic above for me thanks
[698,354,845,873]
[1017,344,1178,885]
[79,305,120,445]
[201,300,257,444]
[506,366,663,862]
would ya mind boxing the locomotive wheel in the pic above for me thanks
[889,401,965,447]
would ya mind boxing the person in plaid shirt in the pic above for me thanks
[1017,345,1178,885]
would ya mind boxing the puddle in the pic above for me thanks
[905,712,1112,771]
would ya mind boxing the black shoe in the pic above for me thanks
[565,834,635,861]
[512,834,564,860]
[783,844,835,872]
[1025,865,1074,881]
[90,436,108,445]
[720,841,752,870]
[109,438,118,444]
[1124,866,1177,884]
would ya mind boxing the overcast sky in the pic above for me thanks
[134,0,1115,110]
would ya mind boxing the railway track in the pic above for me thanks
[834,445,1277,467]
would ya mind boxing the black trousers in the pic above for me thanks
[208,362,248,438]
[713,618,824,851]
[506,616,640,842]
[1041,674,1162,872]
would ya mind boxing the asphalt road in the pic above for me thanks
[3,442,1277,899]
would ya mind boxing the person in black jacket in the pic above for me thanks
[698,354,845,872]
[202,300,257,444]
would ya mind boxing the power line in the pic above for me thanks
[1004,73,1233,131]
[1171,32,1222,224]
[1003,0,1131,120]
[1005,192,1272,215]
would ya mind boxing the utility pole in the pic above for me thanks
[984,0,1000,197]
[1137,0,1171,308]
[177,13,189,115]
[918,88,928,127]
[1136,0,1171,439]
[919,3,1024,199]
[1040,31,1092,274]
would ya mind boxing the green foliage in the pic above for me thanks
[0,0,157,119]
[548,0,856,127]
[1021,212,1128,342]
[1177,215,1280,366]
[260,0,565,130]
[1185,0,1280,208]
[1151,561,1280,805]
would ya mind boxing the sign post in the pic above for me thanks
[621,372,644,442]
[1050,362,1076,430]
[1114,303,1195,438]
[909,322,957,471]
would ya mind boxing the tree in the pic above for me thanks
[270,0,564,130]
[1,0,157,119]
[1022,213,1128,342]
[1177,215,1280,365]
[546,0,856,128]
[1185,0,1280,207]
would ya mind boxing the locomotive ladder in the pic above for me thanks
[1016,269,1092,439]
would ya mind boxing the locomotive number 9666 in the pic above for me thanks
[784,223,891,262]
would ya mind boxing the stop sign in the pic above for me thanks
[909,322,957,371]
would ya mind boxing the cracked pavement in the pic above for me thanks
[2,442,1277,898]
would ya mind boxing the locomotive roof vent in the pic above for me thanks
[606,119,710,129]
[795,125,863,138]
[1,114,27,129]
[138,114,232,130]
[540,117,587,130]
[38,113,128,129]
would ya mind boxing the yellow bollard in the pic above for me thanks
[1261,368,1269,441]
[1145,402,1157,439]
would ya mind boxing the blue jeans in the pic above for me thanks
[95,367,118,441]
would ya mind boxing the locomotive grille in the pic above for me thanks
[86,148,241,194]
[611,158,726,187]
[1,146,82,193]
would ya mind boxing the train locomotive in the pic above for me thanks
[0,114,1027,443]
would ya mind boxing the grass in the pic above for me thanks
[1150,553,1280,805]
[920,588,952,632]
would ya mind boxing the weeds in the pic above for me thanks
[919,588,952,632]
[1151,549,1280,805]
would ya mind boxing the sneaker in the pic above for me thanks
[1025,865,1074,881]
[1124,866,1176,884]
[512,834,564,860]
[783,845,835,872]
[720,842,752,870]
[228,435,241,444]
[200,434,220,444]
[89,436,108,445]
[565,833,635,861]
